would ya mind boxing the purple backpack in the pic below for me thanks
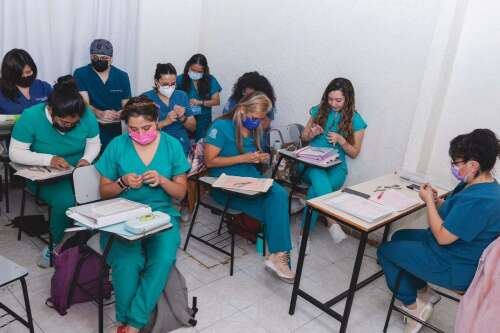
[46,233,112,315]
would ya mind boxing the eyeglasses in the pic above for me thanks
[91,55,111,62]
[450,159,466,167]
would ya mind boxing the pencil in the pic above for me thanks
[377,191,384,199]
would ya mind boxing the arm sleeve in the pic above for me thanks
[209,76,222,96]
[353,112,367,132]
[85,107,100,137]
[95,141,118,180]
[9,138,53,166]
[170,139,191,176]
[73,68,88,92]
[81,135,101,163]
[204,121,225,149]
[442,199,489,242]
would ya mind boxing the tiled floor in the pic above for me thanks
[0,186,457,332]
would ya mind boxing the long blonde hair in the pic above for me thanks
[219,91,272,153]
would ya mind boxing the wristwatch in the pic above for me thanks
[117,176,129,191]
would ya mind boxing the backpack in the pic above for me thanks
[227,213,263,243]
[140,266,198,333]
[46,232,112,315]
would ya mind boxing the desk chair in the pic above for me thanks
[66,165,113,333]
[383,269,462,333]
[183,176,266,276]
[0,255,35,333]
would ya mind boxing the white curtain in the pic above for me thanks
[0,0,139,92]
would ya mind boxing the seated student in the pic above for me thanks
[177,54,221,141]
[9,75,101,267]
[204,92,295,283]
[223,71,276,152]
[300,78,366,248]
[73,39,131,148]
[378,128,500,333]
[142,63,196,155]
[0,48,52,115]
[95,96,189,333]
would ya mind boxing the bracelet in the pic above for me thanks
[117,176,129,191]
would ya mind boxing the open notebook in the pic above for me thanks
[212,173,273,193]
[325,193,394,223]
[11,162,74,181]
[370,189,421,212]
[66,198,152,229]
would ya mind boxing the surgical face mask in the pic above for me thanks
[188,70,203,81]
[91,59,109,72]
[17,74,35,88]
[159,85,175,98]
[242,116,261,130]
[450,164,467,182]
[129,128,158,145]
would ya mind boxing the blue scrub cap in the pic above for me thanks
[90,39,113,57]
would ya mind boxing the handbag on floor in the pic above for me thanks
[46,232,112,315]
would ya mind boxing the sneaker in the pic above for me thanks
[402,298,434,333]
[180,209,192,223]
[296,235,311,256]
[328,223,347,243]
[37,246,51,268]
[418,287,441,305]
[265,252,295,284]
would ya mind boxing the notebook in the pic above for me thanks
[212,173,273,193]
[66,198,152,228]
[11,162,74,181]
[295,146,338,161]
[325,193,394,223]
[370,189,421,212]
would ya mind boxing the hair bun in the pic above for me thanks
[54,75,77,91]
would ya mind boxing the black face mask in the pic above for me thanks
[91,59,109,72]
[17,74,35,88]
[53,122,76,133]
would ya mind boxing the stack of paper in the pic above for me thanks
[370,189,421,212]
[397,169,428,185]
[11,162,74,181]
[212,173,273,193]
[66,198,152,228]
[296,146,338,161]
[325,193,394,223]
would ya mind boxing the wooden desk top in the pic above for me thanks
[306,173,450,232]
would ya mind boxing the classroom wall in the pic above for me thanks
[197,0,443,185]
[135,0,202,94]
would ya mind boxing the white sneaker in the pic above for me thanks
[328,223,347,243]
[265,252,295,284]
[37,246,51,268]
[402,299,434,333]
[296,235,311,255]
[418,287,441,305]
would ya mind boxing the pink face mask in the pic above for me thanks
[129,129,158,145]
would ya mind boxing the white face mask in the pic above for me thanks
[159,85,175,98]
[188,70,203,81]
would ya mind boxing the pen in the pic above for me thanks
[43,166,52,173]
[377,191,384,199]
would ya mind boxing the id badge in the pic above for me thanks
[192,105,202,116]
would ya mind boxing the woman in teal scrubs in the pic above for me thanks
[96,96,190,333]
[204,92,295,283]
[378,129,500,333]
[142,63,196,155]
[300,78,367,248]
[177,54,221,141]
[9,75,100,267]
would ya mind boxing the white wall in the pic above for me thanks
[135,0,202,94]
[423,0,500,188]
[199,0,442,185]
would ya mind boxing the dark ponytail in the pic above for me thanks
[48,75,85,118]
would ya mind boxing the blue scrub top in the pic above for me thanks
[142,89,193,154]
[73,64,131,111]
[309,105,367,172]
[222,98,276,120]
[205,119,262,178]
[176,74,221,116]
[0,79,52,115]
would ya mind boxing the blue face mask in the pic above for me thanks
[242,117,261,130]
[188,70,203,81]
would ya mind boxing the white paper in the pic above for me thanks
[370,189,421,212]
[12,163,74,181]
[212,173,273,193]
[325,193,394,223]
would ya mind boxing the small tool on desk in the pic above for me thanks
[374,184,402,192]
[342,187,371,199]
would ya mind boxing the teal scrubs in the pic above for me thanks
[95,132,190,329]
[378,181,500,305]
[142,89,193,154]
[301,105,367,230]
[176,74,221,141]
[73,64,131,147]
[0,79,52,115]
[11,103,99,243]
[205,119,291,253]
